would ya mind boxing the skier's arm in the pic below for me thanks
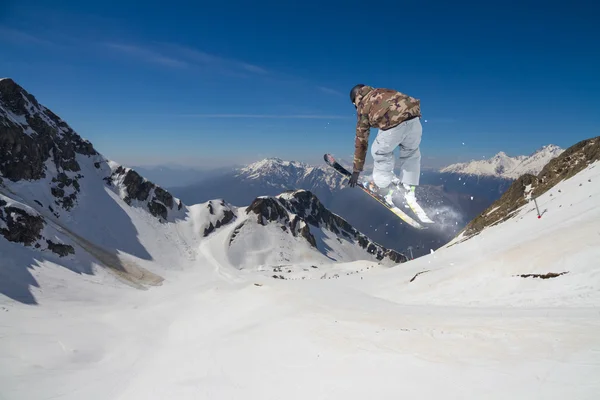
[353,112,370,172]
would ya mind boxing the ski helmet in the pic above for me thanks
[350,84,365,104]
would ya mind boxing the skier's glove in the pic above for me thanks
[348,171,360,187]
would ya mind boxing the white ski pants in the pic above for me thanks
[371,116,422,188]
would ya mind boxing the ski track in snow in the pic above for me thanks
[1,163,600,399]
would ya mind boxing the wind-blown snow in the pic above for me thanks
[1,157,599,399]
[441,144,564,179]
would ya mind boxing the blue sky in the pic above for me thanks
[1,0,598,169]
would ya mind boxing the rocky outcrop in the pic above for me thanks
[106,166,179,221]
[0,199,45,246]
[245,190,407,263]
[0,197,75,257]
[457,136,600,241]
[246,196,317,247]
[203,200,236,237]
[1,78,183,223]
[46,240,75,257]
[0,78,97,186]
[533,137,600,197]
[460,173,538,238]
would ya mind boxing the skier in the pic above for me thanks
[347,84,423,205]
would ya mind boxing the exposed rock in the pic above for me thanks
[107,166,178,221]
[46,240,75,257]
[203,208,235,237]
[148,201,168,220]
[410,270,431,283]
[0,78,98,187]
[461,173,538,238]
[246,196,318,248]
[457,136,600,242]
[533,137,600,198]
[245,190,407,263]
[0,204,44,246]
[516,272,569,279]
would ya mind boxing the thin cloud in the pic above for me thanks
[180,113,351,120]
[104,43,189,68]
[163,43,269,76]
[318,86,343,96]
[241,63,268,74]
[0,26,56,47]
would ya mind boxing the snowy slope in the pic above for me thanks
[1,159,598,399]
[1,79,598,399]
[0,78,241,302]
[441,144,564,178]
[226,190,405,272]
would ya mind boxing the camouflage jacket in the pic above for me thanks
[353,86,421,172]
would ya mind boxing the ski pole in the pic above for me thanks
[533,197,541,219]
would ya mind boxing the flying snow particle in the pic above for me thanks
[462,142,465,145]
[470,196,474,200]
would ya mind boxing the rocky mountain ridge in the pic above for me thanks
[455,137,599,241]
[239,189,406,264]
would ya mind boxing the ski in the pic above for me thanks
[405,194,435,224]
[324,153,425,230]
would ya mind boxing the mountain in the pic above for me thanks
[455,136,600,243]
[228,189,405,273]
[0,78,403,304]
[2,116,599,400]
[169,157,346,206]
[170,158,500,257]
[440,144,564,179]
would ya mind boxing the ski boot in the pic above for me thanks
[395,182,434,224]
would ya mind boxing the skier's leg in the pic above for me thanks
[371,123,406,189]
[397,118,422,186]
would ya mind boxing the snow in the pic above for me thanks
[237,157,345,190]
[441,144,564,179]
[524,183,533,201]
[486,205,501,215]
[1,152,599,399]
[227,194,388,271]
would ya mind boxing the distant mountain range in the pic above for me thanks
[169,158,495,258]
[440,145,564,179]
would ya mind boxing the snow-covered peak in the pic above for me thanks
[240,157,310,178]
[227,189,406,269]
[236,157,345,191]
[532,144,562,156]
[440,144,564,179]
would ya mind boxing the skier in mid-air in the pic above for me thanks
[347,84,423,205]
